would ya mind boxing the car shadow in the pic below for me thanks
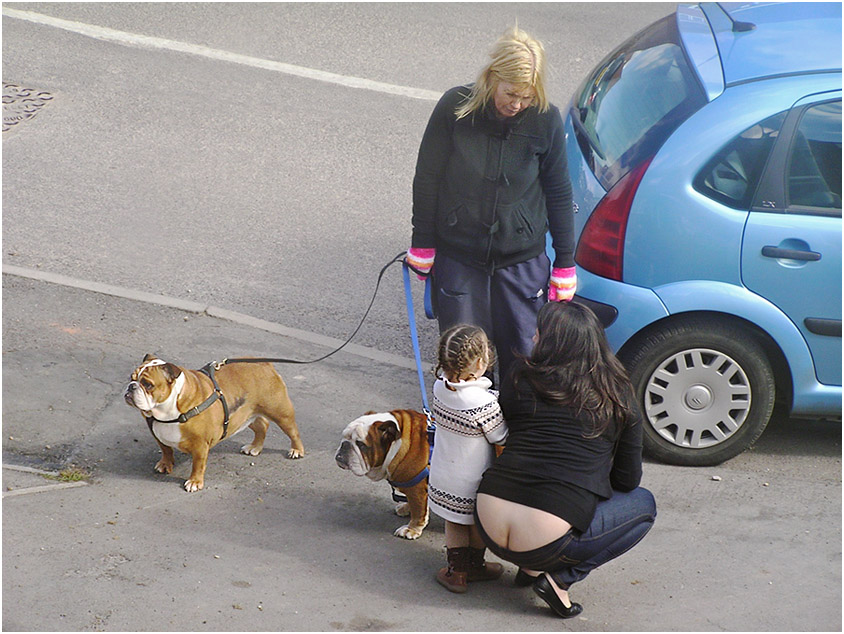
[751,414,841,458]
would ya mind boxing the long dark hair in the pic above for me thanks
[510,301,635,439]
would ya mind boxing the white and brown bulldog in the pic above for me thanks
[335,409,430,539]
[124,354,304,492]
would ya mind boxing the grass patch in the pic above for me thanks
[42,467,90,482]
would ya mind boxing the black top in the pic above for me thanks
[477,374,643,532]
[411,85,575,270]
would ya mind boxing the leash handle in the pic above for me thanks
[402,261,431,415]
[423,275,435,320]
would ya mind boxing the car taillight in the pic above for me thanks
[575,158,652,281]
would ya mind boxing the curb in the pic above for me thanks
[2,263,432,372]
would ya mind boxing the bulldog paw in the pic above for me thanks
[395,502,411,517]
[286,449,304,459]
[241,443,263,456]
[183,479,204,493]
[154,458,174,474]
[394,524,423,540]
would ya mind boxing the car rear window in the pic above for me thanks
[787,100,842,212]
[694,111,787,210]
[571,14,707,190]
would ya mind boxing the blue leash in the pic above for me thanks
[391,262,436,499]
[401,262,436,442]
[423,269,435,320]
[401,262,431,414]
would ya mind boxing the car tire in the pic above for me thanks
[620,318,776,466]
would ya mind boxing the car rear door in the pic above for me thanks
[741,93,842,386]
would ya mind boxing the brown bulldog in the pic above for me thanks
[335,410,430,539]
[124,354,304,492]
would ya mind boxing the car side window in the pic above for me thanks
[694,112,786,210]
[786,101,842,213]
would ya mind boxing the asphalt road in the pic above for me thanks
[2,273,841,631]
[2,1,673,357]
[2,3,842,632]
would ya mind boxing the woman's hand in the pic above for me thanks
[548,267,576,301]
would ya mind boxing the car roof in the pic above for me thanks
[699,2,842,86]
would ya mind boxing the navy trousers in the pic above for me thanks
[431,252,550,383]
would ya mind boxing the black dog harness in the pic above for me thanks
[145,361,230,440]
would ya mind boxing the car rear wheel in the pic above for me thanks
[621,318,776,466]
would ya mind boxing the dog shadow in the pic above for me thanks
[291,487,536,614]
[88,430,544,619]
[91,416,541,618]
[91,411,306,482]
[217,462,533,614]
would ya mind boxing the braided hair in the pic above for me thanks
[434,324,495,388]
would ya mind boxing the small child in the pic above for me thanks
[428,324,509,593]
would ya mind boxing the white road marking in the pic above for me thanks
[2,7,441,102]
[2,263,434,373]
[3,481,89,498]
[2,8,439,373]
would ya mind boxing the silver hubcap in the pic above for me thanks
[644,348,751,449]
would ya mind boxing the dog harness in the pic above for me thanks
[388,465,429,490]
[387,434,435,493]
[145,361,230,440]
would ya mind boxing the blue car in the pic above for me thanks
[559,2,842,465]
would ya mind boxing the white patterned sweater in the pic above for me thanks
[428,375,509,525]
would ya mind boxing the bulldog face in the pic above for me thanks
[124,354,183,415]
[335,412,402,481]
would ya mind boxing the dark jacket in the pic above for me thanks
[491,374,643,500]
[411,85,575,271]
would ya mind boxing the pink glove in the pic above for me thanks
[549,266,576,302]
[406,248,435,280]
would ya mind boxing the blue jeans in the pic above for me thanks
[475,487,656,589]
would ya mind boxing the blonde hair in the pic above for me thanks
[455,25,549,120]
[435,324,495,384]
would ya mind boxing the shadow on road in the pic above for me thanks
[752,415,841,458]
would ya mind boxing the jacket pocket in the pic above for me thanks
[496,201,541,252]
[437,200,485,244]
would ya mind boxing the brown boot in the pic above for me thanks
[436,547,469,593]
[466,547,504,582]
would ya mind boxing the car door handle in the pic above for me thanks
[761,246,822,261]
[804,318,842,337]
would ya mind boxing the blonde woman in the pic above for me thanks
[407,26,577,384]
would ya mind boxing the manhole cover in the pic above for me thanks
[3,82,54,132]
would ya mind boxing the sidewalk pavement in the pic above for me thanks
[3,268,841,632]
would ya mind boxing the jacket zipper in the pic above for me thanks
[484,132,508,275]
